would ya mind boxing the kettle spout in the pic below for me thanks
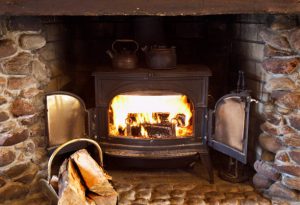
[106,50,114,59]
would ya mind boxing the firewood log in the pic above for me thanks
[70,149,118,198]
[58,159,88,205]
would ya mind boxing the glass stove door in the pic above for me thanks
[207,93,252,164]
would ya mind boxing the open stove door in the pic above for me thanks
[45,91,96,153]
[207,91,254,164]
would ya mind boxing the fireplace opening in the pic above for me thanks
[1,12,300,204]
[108,92,193,139]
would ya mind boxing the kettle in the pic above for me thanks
[106,39,139,69]
[142,45,176,69]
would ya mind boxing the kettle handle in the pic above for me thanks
[112,39,139,53]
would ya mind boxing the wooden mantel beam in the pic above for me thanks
[0,0,299,16]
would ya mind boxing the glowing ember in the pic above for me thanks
[108,94,193,138]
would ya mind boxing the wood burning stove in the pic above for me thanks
[92,65,211,160]
[45,66,256,184]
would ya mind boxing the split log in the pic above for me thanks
[58,159,87,205]
[70,149,117,198]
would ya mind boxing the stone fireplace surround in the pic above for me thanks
[0,13,300,204]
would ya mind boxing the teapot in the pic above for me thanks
[106,39,139,69]
[142,45,176,69]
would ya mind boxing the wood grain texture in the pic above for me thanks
[0,0,299,16]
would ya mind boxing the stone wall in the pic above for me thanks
[0,17,69,205]
[251,15,300,204]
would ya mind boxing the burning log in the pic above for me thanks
[143,123,175,138]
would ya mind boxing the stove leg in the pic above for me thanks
[199,153,214,184]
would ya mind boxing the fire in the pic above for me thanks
[108,94,193,138]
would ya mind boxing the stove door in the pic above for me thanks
[45,91,89,152]
[207,92,252,164]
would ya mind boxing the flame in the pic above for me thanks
[108,94,193,138]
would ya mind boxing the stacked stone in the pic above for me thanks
[253,16,300,203]
[0,25,51,204]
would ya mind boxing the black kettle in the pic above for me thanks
[106,39,139,69]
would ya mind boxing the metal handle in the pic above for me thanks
[112,39,139,53]
[47,138,103,183]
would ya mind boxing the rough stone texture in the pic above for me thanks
[261,121,296,136]
[10,98,36,117]
[0,162,32,179]
[19,34,46,50]
[263,45,293,57]
[0,96,7,105]
[281,133,300,147]
[282,174,300,191]
[259,29,291,52]
[288,28,300,53]
[20,114,39,126]
[7,76,37,90]
[270,15,297,31]
[32,60,50,85]
[20,88,42,98]
[252,173,273,190]
[0,120,16,133]
[259,133,284,154]
[275,150,300,177]
[0,21,52,205]
[14,163,39,184]
[267,181,299,201]
[277,92,300,110]
[263,112,282,126]
[0,76,6,93]
[262,58,300,75]
[264,77,296,93]
[2,52,33,75]
[0,129,29,146]
[289,150,300,164]
[254,160,280,181]
[0,111,9,122]
[0,39,17,59]
[0,177,6,188]
[0,182,29,202]
[287,114,300,131]
[0,149,15,167]
[261,150,276,162]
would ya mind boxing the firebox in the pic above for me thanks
[92,65,211,161]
